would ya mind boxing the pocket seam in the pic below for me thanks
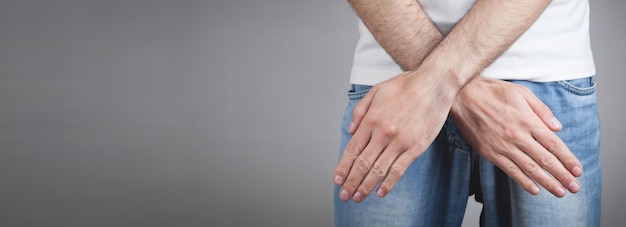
[347,85,372,101]
[556,79,596,96]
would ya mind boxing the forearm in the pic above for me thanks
[348,0,443,71]
[350,0,551,94]
[418,0,551,92]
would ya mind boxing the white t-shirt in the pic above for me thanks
[350,0,596,85]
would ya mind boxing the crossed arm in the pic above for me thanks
[334,0,583,203]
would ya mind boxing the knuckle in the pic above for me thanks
[345,144,362,157]
[519,118,535,128]
[380,124,398,137]
[353,103,366,117]
[504,127,523,141]
[557,172,573,182]
[356,157,371,173]
[544,139,559,152]
[524,162,539,176]
[359,182,373,194]
[547,183,561,193]
[389,163,406,177]
[391,163,404,172]
[384,171,399,183]
[507,164,521,175]
[495,148,513,158]
[344,180,357,190]
[364,117,378,127]
[371,164,387,177]
[540,155,557,168]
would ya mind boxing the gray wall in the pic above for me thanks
[0,1,623,226]
[592,1,626,226]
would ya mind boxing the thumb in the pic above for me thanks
[522,89,562,131]
[350,87,375,134]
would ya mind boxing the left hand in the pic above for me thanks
[450,77,583,197]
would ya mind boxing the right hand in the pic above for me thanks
[451,77,582,197]
[334,71,456,203]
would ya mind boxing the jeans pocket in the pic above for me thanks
[347,84,373,101]
[556,77,596,96]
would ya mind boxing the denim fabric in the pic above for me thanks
[334,77,601,227]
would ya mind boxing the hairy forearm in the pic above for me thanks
[349,0,443,71]
[425,0,550,90]
[350,0,551,93]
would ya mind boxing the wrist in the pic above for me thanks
[451,75,486,115]
[409,62,469,103]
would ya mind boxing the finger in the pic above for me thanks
[349,87,376,134]
[376,150,416,198]
[507,144,568,197]
[532,128,583,177]
[520,88,562,132]
[340,131,390,202]
[334,126,372,187]
[522,136,580,194]
[491,154,540,195]
[352,143,404,203]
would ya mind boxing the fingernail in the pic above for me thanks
[568,181,580,193]
[352,192,362,202]
[376,188,385,198]
[550,118,562,129]
[340,190,350,201]
[555,187,566,197]
[572,166,583,176]
[531,185,540,195]
[349,122,355,132]
[334,175,344,185]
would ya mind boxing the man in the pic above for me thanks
[333,0,600,226]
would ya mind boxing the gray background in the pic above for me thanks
[0,0,623,226]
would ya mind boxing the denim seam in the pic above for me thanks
[555,80,596,96]
[445,125,472,154]
[347,85,372,101]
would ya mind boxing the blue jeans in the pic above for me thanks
[334,77,601,227]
